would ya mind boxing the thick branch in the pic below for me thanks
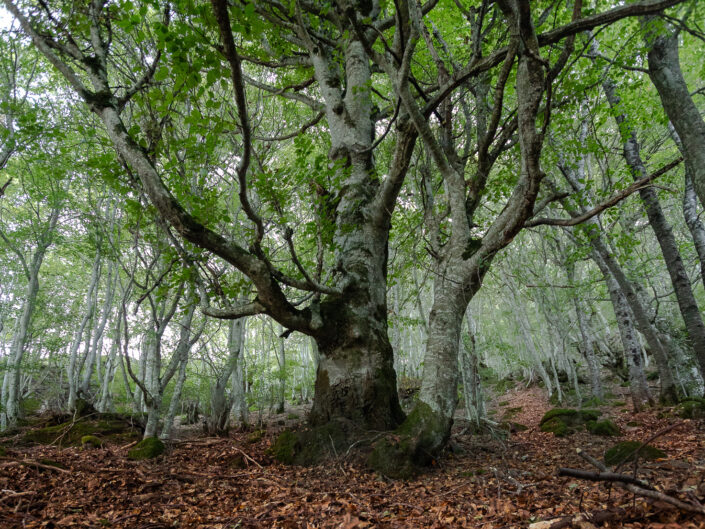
[525,157,683,227]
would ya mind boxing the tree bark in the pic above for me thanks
[600,73,704,400]
[591,247,653,410]
[644,18,705,211]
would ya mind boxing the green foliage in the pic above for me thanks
[128,437,165,460]
[604,441,666,466]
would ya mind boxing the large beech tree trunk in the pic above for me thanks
[310,293,404,430]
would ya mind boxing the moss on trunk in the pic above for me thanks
[367,402,451,479]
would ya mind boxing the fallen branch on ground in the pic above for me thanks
[0,459,70,474]
[562,448,705,514]
[557,468,652,489]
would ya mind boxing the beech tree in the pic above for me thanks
[3,0,696,473]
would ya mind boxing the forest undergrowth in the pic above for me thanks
[1,387,704,529]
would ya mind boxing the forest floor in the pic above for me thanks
[2,387,705,528]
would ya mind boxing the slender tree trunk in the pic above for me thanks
[567,262,604,399]
[669,124,705,290]
[601,76,704,400]
[80,259,116,400]
[230,318,248,425]
[503,270,554,397]
[160,351,188,440]
[590,248,653,410]
[2,207,59,429]
[67,248,101,412]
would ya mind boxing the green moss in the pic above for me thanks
[626,421,640,427]
[368,402,450,479]
[604,441,666,466]
[677,398,705,419]
[23,416,139,447]
[540,408,578,425]
[612,400,627,407]
[269,431,298,464]
[246,429,266,444]
[287,413,299,420]
[540,408,600,426]
[127,437,164,460]
[81,435,103,448]
[540,417,568,436]
[646,371,660,381]
[269,421,349,466]
[586,419,620,437]
[582,397,606,407]
[367,436,419,479]
[498,401,509,407]
[0,446,6,456]
[540,408,602,437]
[502,406,522,420]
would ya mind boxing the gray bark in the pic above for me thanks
[599,71,703,400]
[459,309,485,429]
[67,247,102,412]
[1,206,59,429]
[205,317,246,435]
[591,248,653,410]
[670,124,705,290]
[644,18,705,212]
[565,258,603,400]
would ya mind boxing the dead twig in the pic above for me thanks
[571,447,705,514]
[557,468,653,489]
[1,459,70,474]
[233,446,262,468]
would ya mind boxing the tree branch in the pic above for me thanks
[525,157,683,227]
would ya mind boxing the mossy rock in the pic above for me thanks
[268,420,349,466]
[367,403,451,479]
[246,429,265,444]
[502,407,523,420]
[22,415,140,447]
[128,437,165,460]
[586,419,620,437]
[540,408,600,427]
[367,436,419,479]
[582,397,607,408]
[540,417,569,437]
[677,398,705,419]
[604,441,666,466]
[81,435,103,449]
[539,408,601,437]
[499,421,528,434]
